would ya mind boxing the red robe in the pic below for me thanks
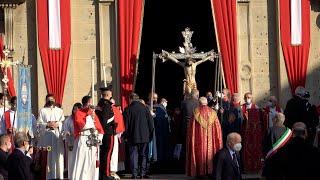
[4,110,15,152]
[186,105,223,177]
[74,108,104,138]
[111,105,125,134]
[241,104,264,172]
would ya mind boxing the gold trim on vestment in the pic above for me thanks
[193,108,217,129]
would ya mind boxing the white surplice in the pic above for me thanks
[70,115,103,180]
[38,106,65,180]
[62,116,75,178]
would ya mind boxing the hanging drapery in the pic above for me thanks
[37,0,71,104]
[0,34,16,97]
[291,0,302,45]
[279,0,310,93]
[118,0,144,108]
[211,0,238,94]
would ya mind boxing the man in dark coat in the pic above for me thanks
[181,89,199,137]
[7,132,34,180]
[0,135,11,180]
[267,122,320,180]
[284,86,318,144]
[123,93,154,179]
[213,132,242,180]
[180,89,199,160]
[96,86,115,180]
[222,93,243,145]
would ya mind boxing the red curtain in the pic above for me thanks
[0,35,16,97]
[118,0,144,108]
[279,0,310,93]
[211,0,238,94]
[37,0,71,105]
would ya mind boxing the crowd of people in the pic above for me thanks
[0,85,318,180]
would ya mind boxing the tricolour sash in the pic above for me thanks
[266,128,292,159]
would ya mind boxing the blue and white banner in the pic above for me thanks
[17,66,33,137]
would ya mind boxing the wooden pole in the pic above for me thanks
[150,52,157,112]
[91,57,95,105]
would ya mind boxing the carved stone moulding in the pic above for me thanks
[0,0,25,8]
[240,63,252,80]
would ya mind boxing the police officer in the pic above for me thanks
[96,85,115,180]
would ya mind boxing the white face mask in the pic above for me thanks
[233,143,242,152]
[162,102,167,108]
[246,99,252,105]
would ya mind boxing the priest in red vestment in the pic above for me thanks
[186,97,223,177]
[241,92,264,172]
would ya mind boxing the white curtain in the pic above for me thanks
[48,0,61,49]
[290,0,302,45]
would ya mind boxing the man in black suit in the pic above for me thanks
[213,132,242,180]
[7,132,33,180]
[123,93,154,179]
[0,135,11,180]
[268,122,320,180]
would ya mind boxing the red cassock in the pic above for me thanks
[74,108,104,138]
[186,105,223,177]
[241,104,264,172]
[4,110,15,152]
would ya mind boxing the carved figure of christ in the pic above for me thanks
[159,50,215,94]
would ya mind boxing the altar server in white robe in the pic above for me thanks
[71,96,104,180]
[63,102,82,178]
[37,94,65,179]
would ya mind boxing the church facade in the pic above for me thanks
[2,0,320,114]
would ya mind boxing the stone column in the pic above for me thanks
[96,0,120,104]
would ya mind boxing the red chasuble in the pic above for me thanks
[74,108,104,138]
[186,105,223,177]
[241,104,264,172]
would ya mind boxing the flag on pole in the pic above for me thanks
[48,0,61,49]
[291,0,302,45]
[17,66,33,137]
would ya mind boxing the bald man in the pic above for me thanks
[213,133,242,180]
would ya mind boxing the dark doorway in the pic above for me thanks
[135,0,217,109]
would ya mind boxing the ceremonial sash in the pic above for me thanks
[265,128,292,159]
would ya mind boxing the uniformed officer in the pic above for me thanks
[96,85,115,180]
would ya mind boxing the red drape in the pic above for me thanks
[211,0,238,94]
[279,0,310,93]
[37,0,71,105]
[118,0,144,108]
[0,35,16,97]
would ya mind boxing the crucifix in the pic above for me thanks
[157,27,220,95]
[0,49,21,133]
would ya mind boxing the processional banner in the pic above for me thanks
[17,66,33,137]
